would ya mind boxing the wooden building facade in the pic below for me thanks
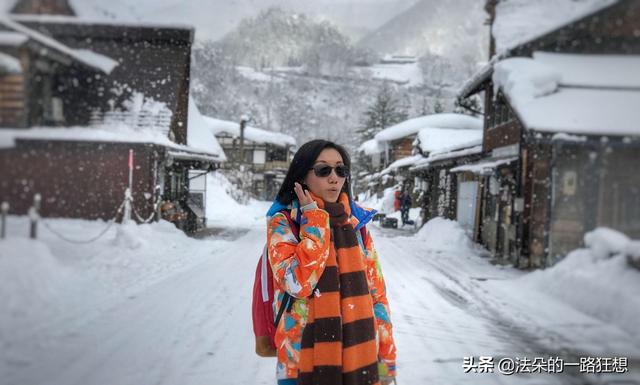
[458,0,640,267]
[0,6,222,231]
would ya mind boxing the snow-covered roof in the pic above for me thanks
[379,154,425,176]
[387,154,424,170]
[8,14,194,31]
[203,117,296,148]
[0,31,28,46]
[0,17,118,74]
[187,97,227,161]
[416,127,483,155]
[358,138,385,155]
[451,156,518,175]
[411,145,484,171]
[492,0,618,54]
[534,52,640,89]
[0,52,21,74]
[0,125,224,162]
[374,113,482,143]
[493,53,640,136]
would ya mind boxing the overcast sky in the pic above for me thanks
[1,0,421,41]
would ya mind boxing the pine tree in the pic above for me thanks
[357,82,408,141]
[419,95,430,116]
[453,95,483,117]
[433,99,444,114]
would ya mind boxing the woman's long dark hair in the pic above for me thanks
[276,140,352,205]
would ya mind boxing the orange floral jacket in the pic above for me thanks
[267,195,396,381]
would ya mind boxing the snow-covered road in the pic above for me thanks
[2,216,640,385]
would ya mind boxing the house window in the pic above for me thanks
[489,93,514,129]
[267,146,287,162]
[372,153,380,169]
[52,97,64,122]
[254,149,266,164]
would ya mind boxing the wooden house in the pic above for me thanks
[457,0,640,267]
[203,116,296,200]
[0,2,225,232]
[356,113,482,205]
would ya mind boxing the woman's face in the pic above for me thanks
[303,148,347,203]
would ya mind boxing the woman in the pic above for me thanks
[266,140,397,385]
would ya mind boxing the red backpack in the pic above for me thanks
[251,210,368,357]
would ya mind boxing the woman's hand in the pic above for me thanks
[294,182,313,206]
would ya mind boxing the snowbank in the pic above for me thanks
[361,186,397,215]
[0,238,81,335]
[415,217,478,254]
[520,228,640,341]
[205,171,271,229]
[0,216,232,372]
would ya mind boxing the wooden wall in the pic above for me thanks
[0,73,24,127]
[0,140,160,221]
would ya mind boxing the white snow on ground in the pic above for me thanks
[205,170,271,229]
[2,177,639,384]
[353,62,424,87]
[236,66,283,83]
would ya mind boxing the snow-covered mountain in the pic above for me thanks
[357,0,488,60]
[217,7,353,70]
[357,0,489,88]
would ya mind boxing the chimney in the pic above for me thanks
[485,0,498,58]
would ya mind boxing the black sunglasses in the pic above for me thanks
[310,164,350,178]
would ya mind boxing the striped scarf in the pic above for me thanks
[298,193,380,385]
